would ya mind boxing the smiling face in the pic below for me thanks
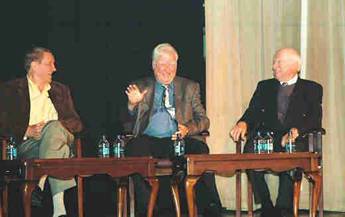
[30,52,56,84]
[272,48,301,82]
[153,51,177,85]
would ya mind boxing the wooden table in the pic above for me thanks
[184,152,322,217]
[0,157,164,217]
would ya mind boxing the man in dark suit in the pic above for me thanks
[230,48,322,217]
[124,43,222,217]
[0,47,82,217]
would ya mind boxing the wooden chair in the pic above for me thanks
[235,128,325,217]
[0,135,84,217]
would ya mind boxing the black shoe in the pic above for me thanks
[204,202,222,217]
[58,215,67,217]
[31,186,44,207]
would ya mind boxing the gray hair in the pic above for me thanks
[24,47,52,72]
[152,43,178,63]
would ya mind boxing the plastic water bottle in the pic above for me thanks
[97,135,110,158]
[174,133,185,157]
[265,132,274,153]
[113,135,125,158]
[6,137,17,160]
[285,131,296,153]
[253,132,264,154]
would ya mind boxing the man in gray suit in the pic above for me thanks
[124,43,221,217]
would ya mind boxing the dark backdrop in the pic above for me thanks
[0,0,205,156]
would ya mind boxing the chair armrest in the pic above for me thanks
[301,128,325,153]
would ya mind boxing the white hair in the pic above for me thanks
[276,48,302,71]
[152,43,178,63]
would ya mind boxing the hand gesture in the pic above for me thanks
[125,84,148,110]
[229,121,247,142]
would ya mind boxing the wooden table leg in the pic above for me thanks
[307,172,322,217]
[293,179,302,217]
[147,178,159,217]
[309,173,322,217]
[185,176,200,217]
[171,180,181,217]
[247,180,253,217]
[117,182,127,217]
[236,170,241,217]
[22,182,36,217]
[77,176,84,217]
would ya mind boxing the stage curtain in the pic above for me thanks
[205,0,345,211]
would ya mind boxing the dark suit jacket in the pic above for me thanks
[239,77,322,151]
[124,76,209,140]
[0,77,83,143]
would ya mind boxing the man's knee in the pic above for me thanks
[185,138,209,154]
[39,121,74,159]
[42,121,74,143]
[125,136,151,157]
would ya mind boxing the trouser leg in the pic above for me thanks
[247,170,273,209]
[39,121,76,196]
[125,136,153,214]
[275,172,293,210]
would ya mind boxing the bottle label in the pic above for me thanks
[7,147,17,160]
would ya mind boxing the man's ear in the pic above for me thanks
[30,61,38,69]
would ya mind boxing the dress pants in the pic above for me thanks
[243,139,293,210]
[18,120,76,196]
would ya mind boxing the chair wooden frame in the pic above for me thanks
[236,129,325,217]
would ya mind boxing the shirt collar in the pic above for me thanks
[280,74,298,86]
[27,76,51,95]
[156,81,174,90]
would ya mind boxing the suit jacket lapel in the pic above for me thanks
[136,78,154,133]
[48,82,64,114]
[17,78,30,115]
[173,77,183,123]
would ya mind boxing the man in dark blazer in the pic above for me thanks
[124,43,222,217]
[0,47,82,217]
[230,48,322,217]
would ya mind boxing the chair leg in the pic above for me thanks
[77,176,84,217]
[2,185,8,217]
[147,178,159,217]
[171,180,181,217]
[247,179,253,217]
[128,177,135,217]
[318,185,323,217]
[117,181,127,217]
[185,176,199,217]
[293,179,302,217]
[236,170,241,217]
[22,181,36,217]
[0,188,3,217]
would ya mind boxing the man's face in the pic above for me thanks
[272,50,299,82]
[31,52,56,84]
[153,52,177,85]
